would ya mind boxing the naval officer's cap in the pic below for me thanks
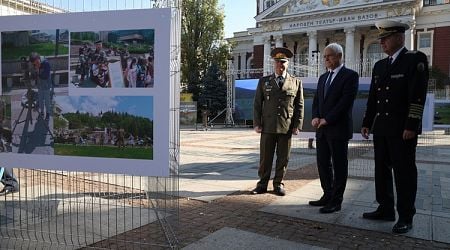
[271,47,293,62]
[375,20,410,39]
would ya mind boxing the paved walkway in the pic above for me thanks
[89,129,450,249]
[175,129,450,249]
[2,129,450,249]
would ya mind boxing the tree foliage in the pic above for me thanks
[59,111,153,139]
[181,0,230,105]
[198,61,227,117]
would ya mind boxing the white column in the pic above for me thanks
[263,36,271,75]
[274,35,283,48]
[344,27,355,66]
[308,31,317,77]
[233,54,239,78]
[240,52,247,78]
[405,25,414,50]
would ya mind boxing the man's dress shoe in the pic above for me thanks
[0,187,19,196]
[273,186,285,196]
[309,196,329,206]
[251,186,267,195]
[392,221,413,234]
[319,204,341,213]
[362,210,395,221]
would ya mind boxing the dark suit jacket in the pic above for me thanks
[254,73,304,134]
[362,48,429,136]
[312,66,359,140]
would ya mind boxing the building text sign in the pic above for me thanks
[284,11,386,29]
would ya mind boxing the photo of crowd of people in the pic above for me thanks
[70,29,155,88]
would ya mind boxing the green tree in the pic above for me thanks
[181,0,230,101]
[198,61,227,117]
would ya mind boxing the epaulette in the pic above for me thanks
[405,50,427,59]
[262,75,273,84]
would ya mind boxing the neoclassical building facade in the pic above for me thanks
[229,0,450,78]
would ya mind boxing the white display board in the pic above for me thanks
[0,9,172,176]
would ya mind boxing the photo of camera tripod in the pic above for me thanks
[10,85,54,154]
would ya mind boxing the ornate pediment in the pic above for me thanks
[261,0,387,19]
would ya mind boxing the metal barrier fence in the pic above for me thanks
[1,0,180,249]
[290,131,441,179]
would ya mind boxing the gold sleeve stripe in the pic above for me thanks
[410,104,424,109]
[408,114,422,119]
[409,108,423,113]
[409,104,424,119]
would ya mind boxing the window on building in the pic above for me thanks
[417,31,433,66]
[418,32,432,48]
[264,0,277,10]
[423,0,450,6]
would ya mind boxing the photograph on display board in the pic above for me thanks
[180,102,197,126]
[1,29,69,155]
[1,29,69,94]
[69,29,155,89]
[0,95,12,153]
[53,95,154,160]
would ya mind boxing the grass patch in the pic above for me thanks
[54,144,153,160]
[435,105,450,124]
[2,43,69,60]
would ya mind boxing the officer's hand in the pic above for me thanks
[403,129,416,140]
[311,118,320,128]
[317,118,328,128]
[361,127,370,139]
[254,126,262,133]
[292,128,299,135]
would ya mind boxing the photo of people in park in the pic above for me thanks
[0,96,12,153]
[70,29,155,88]
[1,29,69,95]
[53,96,154,160]
[1,29,69,155]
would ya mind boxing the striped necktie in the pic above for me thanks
[324,71,334,96]
[277,76,284,89]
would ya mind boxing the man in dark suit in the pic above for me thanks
[361,20,429,234]
[252,47,304,196]
[309,43,359,213]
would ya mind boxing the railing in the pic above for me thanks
[423,0,450,6]
[429,87,450,100]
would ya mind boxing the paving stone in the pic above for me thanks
[182,227,328,250]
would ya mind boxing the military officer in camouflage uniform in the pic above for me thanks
[252,47,304,196]
[361,20,429,234]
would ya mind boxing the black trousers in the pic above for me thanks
[373,135,418,221]
[257,132,292,188]
[316,135,349,205]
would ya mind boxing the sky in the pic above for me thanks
[36,0,256,39]
[218,0,256,38]
[55,96,154,119]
